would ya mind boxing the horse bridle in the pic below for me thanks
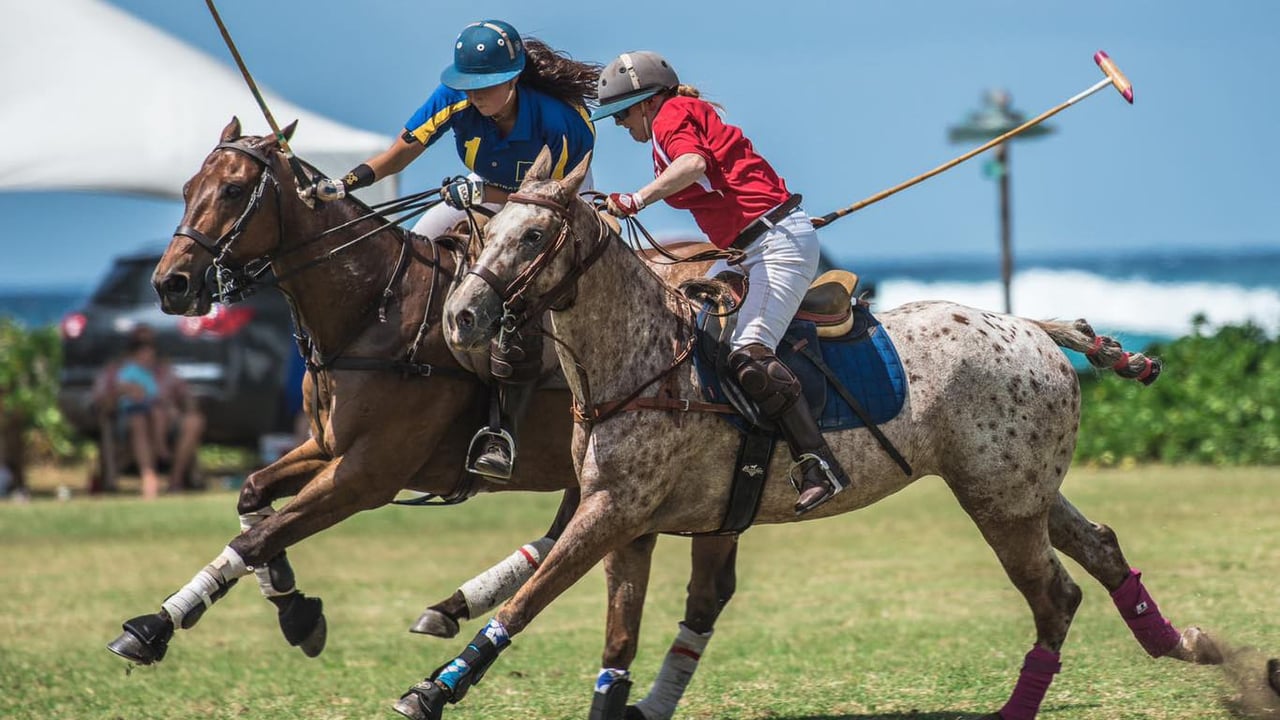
[172,140,284,304]
[464,189,611,341]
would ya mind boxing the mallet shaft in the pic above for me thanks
[205,0,296,159]
[813,99,1078,226]
[812,51,1135,228]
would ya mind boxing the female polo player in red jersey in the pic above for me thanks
[593,51,849,516]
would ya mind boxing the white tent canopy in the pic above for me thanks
[0,0,395,202]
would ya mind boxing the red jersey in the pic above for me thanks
[651,95,791,249]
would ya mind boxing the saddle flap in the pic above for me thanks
[693,303,907,435]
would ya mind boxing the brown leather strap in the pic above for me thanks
[508,192,568,216]
[730,193,804,251]
[575,395,735,423]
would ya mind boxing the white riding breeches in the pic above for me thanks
[706,208,821,352]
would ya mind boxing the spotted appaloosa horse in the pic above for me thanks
[107,118,731,670]
[401,147,1276,720]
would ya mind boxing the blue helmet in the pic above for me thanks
[440,20,526,91]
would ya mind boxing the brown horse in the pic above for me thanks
[407,148,1276,720]
[106,120,737,679]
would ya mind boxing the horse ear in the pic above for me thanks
[280,120,298,142]
[560,151,592,195]
[525,145,555,183]
[221,116,242,143]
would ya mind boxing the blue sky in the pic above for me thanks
[2,1,1277,288]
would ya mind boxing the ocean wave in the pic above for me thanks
[873,268,1280,337]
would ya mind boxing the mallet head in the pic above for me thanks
[1094,50,1134,104]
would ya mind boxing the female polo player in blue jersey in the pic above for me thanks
[301,19,598,480]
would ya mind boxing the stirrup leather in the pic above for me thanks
[465,427,516,481]
[788,452,848,496]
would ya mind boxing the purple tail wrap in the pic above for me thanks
[1110,568,1181,657]
[998,645,1061,720]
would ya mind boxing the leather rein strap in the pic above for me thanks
[485,190,728,426]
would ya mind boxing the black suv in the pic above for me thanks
[57,245,301,447]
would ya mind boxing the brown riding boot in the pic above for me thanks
[775,397,849,514]
[728,343,850,515]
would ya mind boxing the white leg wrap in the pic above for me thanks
[161,547,249,627]
[238,506,275,533]
[632,623,713,720]
[459,536,555,618]
[252,564,294,598]
[239,507,292,598]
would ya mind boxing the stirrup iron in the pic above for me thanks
[465,427,516,481]
[788,452,848,495]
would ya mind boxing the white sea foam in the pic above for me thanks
[873,268,1280,337]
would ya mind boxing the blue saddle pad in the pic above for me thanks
[693,304,908,434]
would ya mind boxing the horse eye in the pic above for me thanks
[223,184,244,200]
[521,228,544,244]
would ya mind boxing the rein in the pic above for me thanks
[173,139,472,383]
[174,140,445,303]
[482,189,732,426]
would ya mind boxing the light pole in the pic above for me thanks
[948,90,1053,314]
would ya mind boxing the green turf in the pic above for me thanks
[1,466,1277,719]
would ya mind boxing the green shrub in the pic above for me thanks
[0,319,79,462]
[1076,320,1280,466]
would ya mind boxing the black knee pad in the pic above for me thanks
[727,344,800,417]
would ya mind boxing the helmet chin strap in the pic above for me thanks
[640,98,655,143]
[489,82,519,122]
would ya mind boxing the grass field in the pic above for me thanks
[1,465,1278,720]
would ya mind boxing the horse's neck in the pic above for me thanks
[550,228,688,403]
[274,198,416,355]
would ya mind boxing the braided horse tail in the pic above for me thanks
[1034,318,1162,386]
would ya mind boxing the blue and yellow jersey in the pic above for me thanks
[403,83,595,192]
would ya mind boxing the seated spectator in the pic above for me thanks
[92,325,205,498]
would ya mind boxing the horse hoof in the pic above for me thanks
[393,681,448,720]
[106,613,174,665]
[275,592,326,657]
[298,612,326,658]
[1171,626,1224,665]
[409,608,460,639]
[1268,658,1280,696]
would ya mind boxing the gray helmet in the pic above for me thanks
[589,51,679,121]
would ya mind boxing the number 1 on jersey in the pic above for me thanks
[463,137,482,170]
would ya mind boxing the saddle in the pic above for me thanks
[685,268,910,534]
[691,269,907,433]
[704,269,860,340]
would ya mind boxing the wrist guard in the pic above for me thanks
[341,163,375,192]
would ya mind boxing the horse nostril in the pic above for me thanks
[159,273,190,296]
[456,310,475,330]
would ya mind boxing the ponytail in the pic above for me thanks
[519,38,601,105]
[667,83,725,112]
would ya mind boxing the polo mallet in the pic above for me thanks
[204,0,316,204]
[812,50,1134,228]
